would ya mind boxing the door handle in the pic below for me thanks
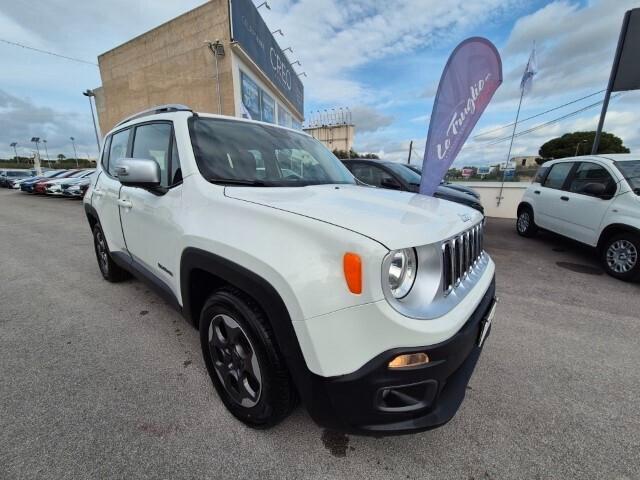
[534,190,540,195]
[93,188,103,196]
[560,196,569,201]
[117,199,133,209]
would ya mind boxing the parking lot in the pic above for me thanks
[1,188,639,480]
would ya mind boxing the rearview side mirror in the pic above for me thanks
[115,158,160,188]
[582,182,607,198]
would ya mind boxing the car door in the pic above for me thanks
[534,161,576,233]
[118,122,183,296]
[92,129,129,253]
[552,161,617,245]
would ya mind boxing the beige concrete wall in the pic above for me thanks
[96,0,234,134]
[451,181,530,219]
[303,124,354,152]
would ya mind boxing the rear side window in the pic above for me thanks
[533,166,549,184]
[543,163,573,190]
[108,129,130,177]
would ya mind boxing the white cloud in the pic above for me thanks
[0,89,97,159]
[260,0,520,107]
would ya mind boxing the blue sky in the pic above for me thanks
[1,0,638,165]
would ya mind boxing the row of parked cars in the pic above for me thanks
[0,168,95,197]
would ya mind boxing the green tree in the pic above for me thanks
[539,131,629,161]
[57,154,66,161]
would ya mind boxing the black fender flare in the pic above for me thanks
[597,223,640,250]
[179,247,323,409]
[517,201,533,216]
[84,202,100,229]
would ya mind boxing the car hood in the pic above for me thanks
[225,184,482,250]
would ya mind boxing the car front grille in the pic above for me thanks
[441,222,484,295]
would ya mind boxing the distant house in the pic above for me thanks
[511,156,541,168]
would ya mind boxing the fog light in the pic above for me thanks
[388,352,429,369]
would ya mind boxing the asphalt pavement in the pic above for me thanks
[1,188,639,479]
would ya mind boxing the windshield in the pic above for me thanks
[387,163,421,186]
[189,117,355,187]
[44,170,63,178]
[615,160,640,194]
[69,170,88,178]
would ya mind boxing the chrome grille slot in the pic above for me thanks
[442,222,485,295]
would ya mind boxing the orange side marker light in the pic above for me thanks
[343,252,362,294]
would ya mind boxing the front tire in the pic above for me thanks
[516,206,538,237]
[92,224,130,282]
[199,288,296,428]
[601,233,640,282]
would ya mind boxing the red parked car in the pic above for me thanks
[33,170,79,194]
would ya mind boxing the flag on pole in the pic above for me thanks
[520,44,537,94]
[419,37,502,196]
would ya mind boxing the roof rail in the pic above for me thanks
[115,104,193,127]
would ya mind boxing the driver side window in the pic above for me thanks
[569,162,615,197]
[108,129,130,177]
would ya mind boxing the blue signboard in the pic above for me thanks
[230,0,304,116]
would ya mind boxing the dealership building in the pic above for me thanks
[93,0,304,135]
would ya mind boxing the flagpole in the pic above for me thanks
[497,86,524,207]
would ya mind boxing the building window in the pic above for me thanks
[240,69,302,127]
[261,91,275,124]
[241,71,261,121]
[278,103,292,128]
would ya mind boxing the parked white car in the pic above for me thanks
[84,105,497,435]
[517,154,640,281]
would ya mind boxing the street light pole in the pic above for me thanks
[10,142,18,163]
[83,89,101,152]
[70,137,79,168]
[42,139,51,167]
[575,139,588,156]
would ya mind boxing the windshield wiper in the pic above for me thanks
[208,177,267,186]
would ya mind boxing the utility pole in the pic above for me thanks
[407,140,413,165]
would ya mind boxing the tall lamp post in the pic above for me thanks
[70,137,79,168]
[82,89,101,152]
[574,139,588,156]
[42,139,51,167]
[10,142,19,163]
[30,137,41,168]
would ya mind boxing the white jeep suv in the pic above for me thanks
[517,155,640,282]
[84,105,497,435]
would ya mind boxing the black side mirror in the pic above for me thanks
[582,182,607,198]
[381,178,402,190]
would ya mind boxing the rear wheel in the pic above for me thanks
[92,224,130,282]
[516,206,538,237]
[199,288,296,428]
[601,233,640,282]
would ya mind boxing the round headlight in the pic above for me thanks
[387,248,417,299]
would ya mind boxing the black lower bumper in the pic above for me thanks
[302,278,496,436]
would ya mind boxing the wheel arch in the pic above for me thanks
[84,202,100,230]
[179,247,318,403]
[597,224,640,251]
[517,201,533,217]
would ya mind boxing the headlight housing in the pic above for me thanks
[386,248,417,299]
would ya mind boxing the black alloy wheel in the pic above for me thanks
[199,288,296,428]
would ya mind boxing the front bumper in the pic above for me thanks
[301,278,496,435]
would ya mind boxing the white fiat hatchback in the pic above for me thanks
[517,154,640,281]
